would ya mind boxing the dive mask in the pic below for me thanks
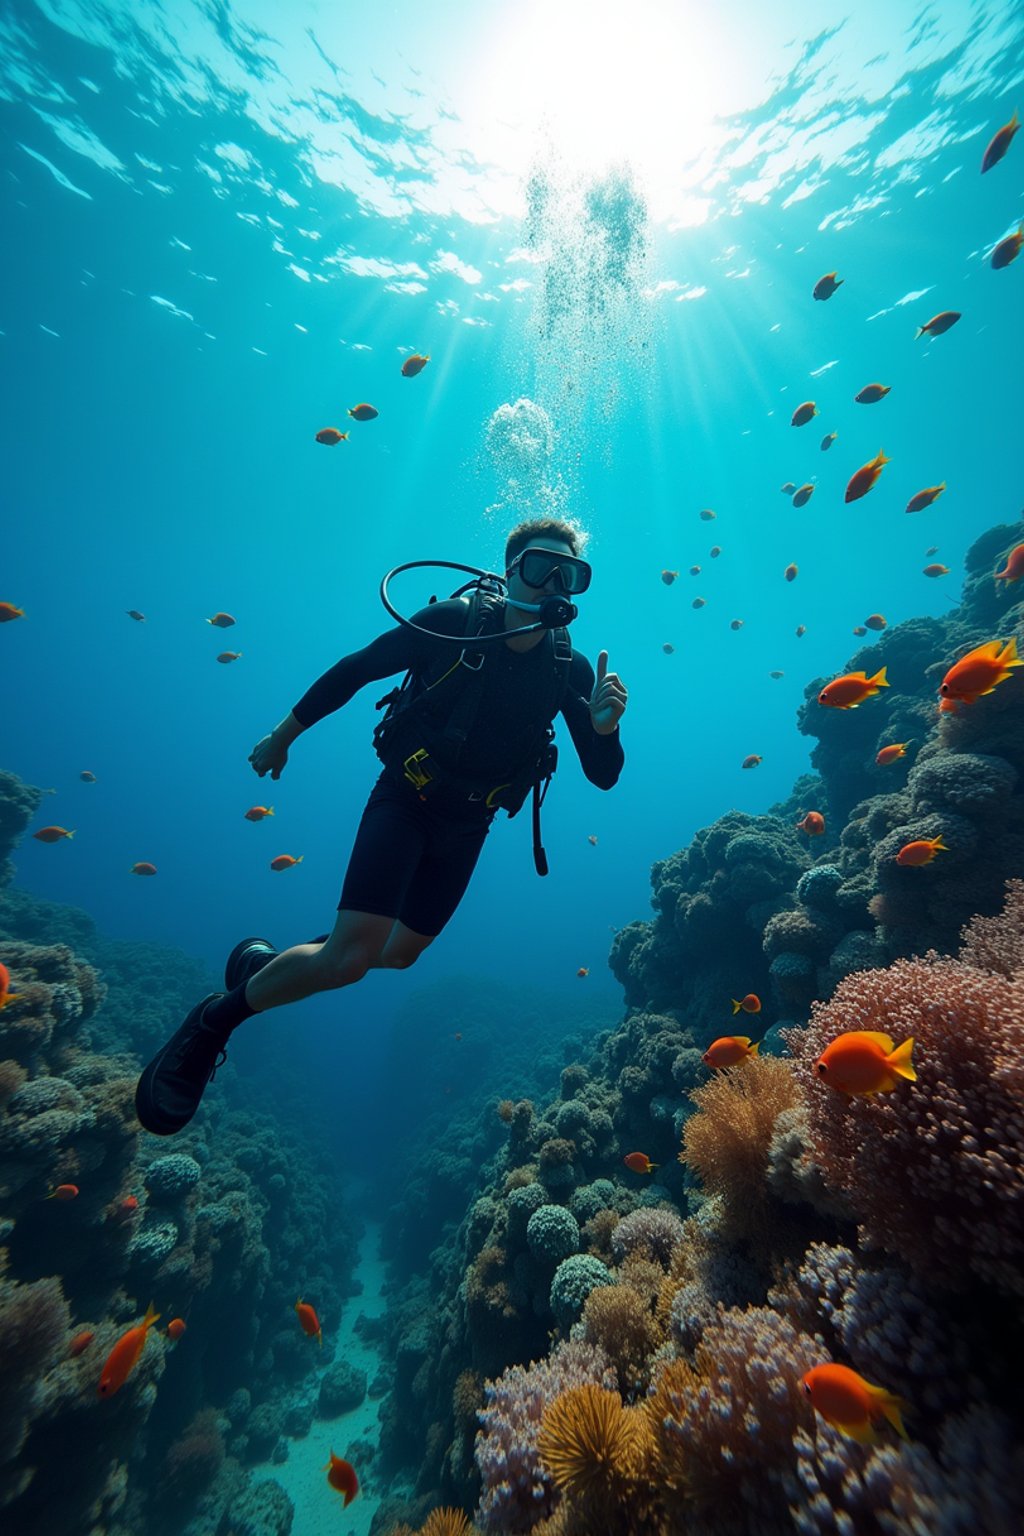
[510,548,592,595]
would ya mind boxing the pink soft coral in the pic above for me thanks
[783,883,1024,1295]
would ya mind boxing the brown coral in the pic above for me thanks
[419,1509,479,1536]
[537,1383,652,1505]
[782,944,1024,1294]
[645,1305,822,1530]
[578,1284,661,1398]
[679,1055,803,1245]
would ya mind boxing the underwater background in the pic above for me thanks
[2,0,1023,1533]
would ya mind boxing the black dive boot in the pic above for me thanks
[224,936,278,991]
[135,994,231,1136]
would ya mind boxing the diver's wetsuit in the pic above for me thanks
[291,600,624,936]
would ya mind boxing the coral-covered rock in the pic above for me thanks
[318,1360,368,1417]
[526,1205,580,1264]
[549,1255,613,1330]
[144,1154,202,1203]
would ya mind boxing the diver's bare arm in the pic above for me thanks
[270,711,306,748]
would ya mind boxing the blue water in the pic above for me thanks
[2,0,1023,1435]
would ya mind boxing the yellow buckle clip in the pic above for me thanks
[403,748,434,792]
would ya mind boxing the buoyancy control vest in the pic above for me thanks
[371,583,573,874]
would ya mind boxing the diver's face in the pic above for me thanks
[505,538,579,608]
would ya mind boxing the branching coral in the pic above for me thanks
[575,1284,661,1398]
[679,1056,803,1245]
[782,892,1024,1294]
[646,1305,823,1532]
[474,1339,616,1532]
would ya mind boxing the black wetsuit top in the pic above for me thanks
[291,599,624,796]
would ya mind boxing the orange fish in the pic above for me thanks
[741,754,762,769]
[115,1195,139,1220]
[852,626,867,637]
[915,310,960,339]
[587,834,598,846]
[703,1035,759,1068]
[131,862,157,876]
[820,431,838,451]
[68,1329,95,1357]
[623,1152,657,1174]
[325,1451,359,1506]
[33,826,75,842]
[80,770,97,782]
[699,508,716,521]
[791,400,818,426]
[0,601,25,622]
[923,563,949,577]
[812,272,843,301]
[732,993,761,1015]
[166,1318,187,1341]
[661,569,679,585]
[784,563,798,582]
[780,482,797,495]
[994,544,1024,583]
[981,110,1019,173]
[126,610,146,621]
[97,1302,160,1398]
[709,545,722,558]
[940,638,1022,704]
[270,854,303,871]
[46,1183,79,1201]
[864,614,886,631]
[991,226,1023,269]
[802,1363,909,1444]
[730,619,744,631]
[401,353,430,377]
[692,597,706,610]
[896,836,947,867]
[216,651,242,663]
[689,565,702,576]
[576,966,589,978]
[792,484,815,507]
[796,811,825,836]
[205,612,235,628]
[296,1298,322,1345]
[795,624,806,638]
[348,403,378,422]
[0,962,21,1010]
[662,643,675,654]
[819,666,888,709]
[875,741,911,766]
[905,483,945,513]
[315,427,349,445]
[855,383,890,404]
[244,806,275,821]
[815,1030,916,1097]
[845,450,890,503]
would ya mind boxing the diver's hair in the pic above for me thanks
[504,517,589,571]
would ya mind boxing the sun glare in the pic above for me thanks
[464,0,729,218]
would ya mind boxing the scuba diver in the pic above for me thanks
[134,517,628,1136]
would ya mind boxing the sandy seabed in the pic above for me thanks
[249,1218,394,1536]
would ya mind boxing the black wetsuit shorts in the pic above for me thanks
[338,770,495,937]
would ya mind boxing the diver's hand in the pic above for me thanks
[589,650,627,735]
[249,734,289,780]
